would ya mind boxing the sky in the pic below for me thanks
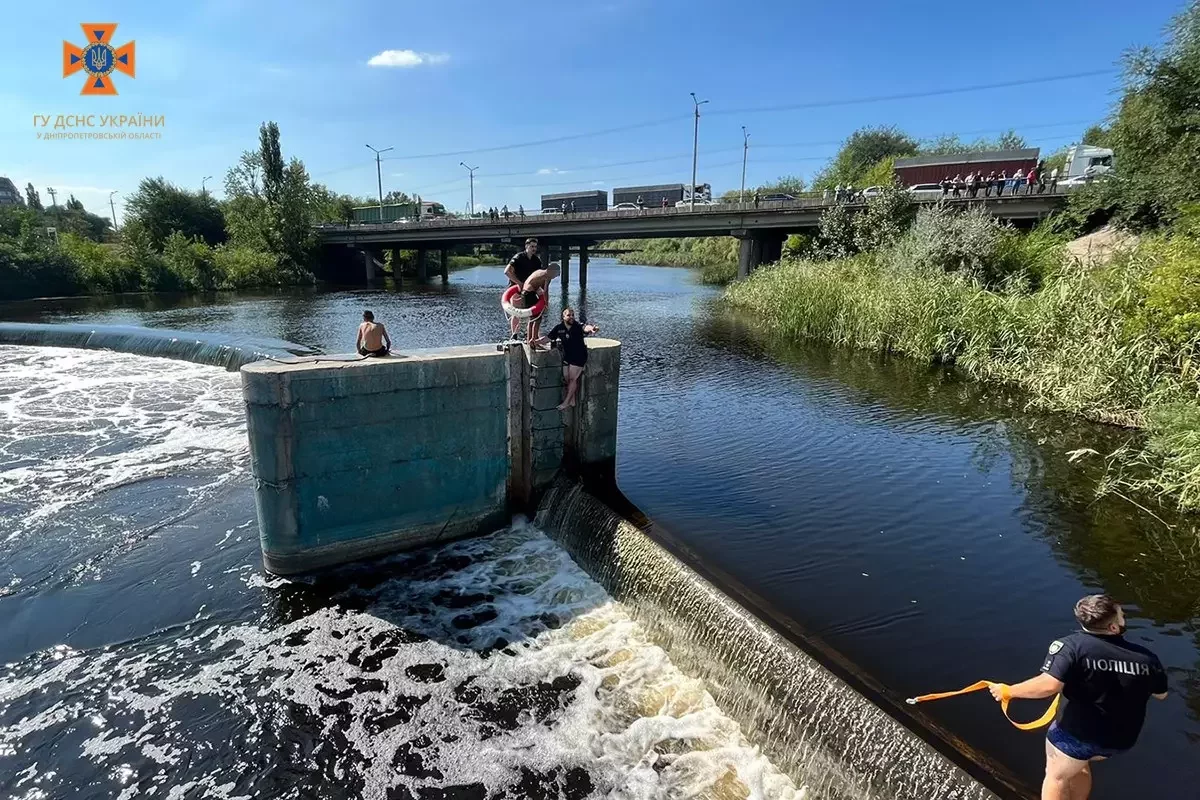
[0,0,1186,221]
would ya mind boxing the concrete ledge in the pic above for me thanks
[262,505,509,575]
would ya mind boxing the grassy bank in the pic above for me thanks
[606,238,738,284]
[447,254,503,269]
[727,229,1200,510]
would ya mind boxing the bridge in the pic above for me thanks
[317,192,1070,284]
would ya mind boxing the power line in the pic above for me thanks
[375,69,1113,164]
[712,70,1115,117]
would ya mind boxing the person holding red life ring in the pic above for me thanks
[503,238,542,341]
[512,262,559,348]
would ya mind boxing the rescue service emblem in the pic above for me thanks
[1048,640,1064,654]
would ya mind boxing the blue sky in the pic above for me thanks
[0,0,1184,219]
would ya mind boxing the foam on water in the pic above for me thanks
[0,344,804,799]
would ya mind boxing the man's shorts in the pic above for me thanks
[1047,723,1128,761]
[520,290,543,320]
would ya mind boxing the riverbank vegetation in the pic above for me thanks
[1,122,362,302]
[604,237,739,284]
[730,2,1200,511]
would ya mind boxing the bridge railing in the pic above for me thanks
[314,186,1074,235]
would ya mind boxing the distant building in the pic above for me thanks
[893,149,1040,187]
[540,190,607,213]
[0,177,25,207]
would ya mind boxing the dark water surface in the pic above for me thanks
[2,260,1198,798]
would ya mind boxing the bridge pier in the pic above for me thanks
[440,248,449,283]
[560,244,570,290]
[390,248,403,287]
[579,244,589,290]
[735,230,786,279]
[416,247,428,283]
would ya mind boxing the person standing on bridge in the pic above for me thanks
[988,594,1167,800]
[505,238,543,341]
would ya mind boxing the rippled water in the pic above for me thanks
[3,260,1200,798]
[0,346,801,800]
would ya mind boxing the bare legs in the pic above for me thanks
[1042,738,1097,800]
[557,364,583,411]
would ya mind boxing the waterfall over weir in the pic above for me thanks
[0,322,312,370]
[537,478,1023,800]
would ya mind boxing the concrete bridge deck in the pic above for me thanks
[319,191,1072,282]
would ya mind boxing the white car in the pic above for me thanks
[611,203,639,211]
[675,199,717,208]
[908,183,944,198]
[861,186,886,199]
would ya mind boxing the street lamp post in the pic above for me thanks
[689,92,709,211]
[460,162,477,217]
[365,143,394,223]
[740,127,749,204]
[201,175,213,194]
[108,190,119,234]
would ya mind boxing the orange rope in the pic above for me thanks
[906,681,1060,731]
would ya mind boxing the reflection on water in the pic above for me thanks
[2,260,1199,798]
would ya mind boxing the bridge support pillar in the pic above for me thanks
[364,249,376,283]
[390,248,403,287]
[560,244,570,290]
[737,236,762,280]
[735,231,785,279]
[440,248,449,283]
[416,247,428,283]
[578,244,589,290]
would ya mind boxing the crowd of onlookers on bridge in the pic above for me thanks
[933,161,1059,198]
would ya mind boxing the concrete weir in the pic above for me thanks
[240,340,620,574]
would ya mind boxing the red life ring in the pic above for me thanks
[502,285,546,319]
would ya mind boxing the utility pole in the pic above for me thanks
[460,162,477,217]
[689,92,709,211]
[365,143,393,223]
[740,126,749,203]
[201,175,213,194]
[47,187,58,208]
[108,190,119,234]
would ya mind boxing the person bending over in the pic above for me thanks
[513,262,560,347]
[504,238,542,340]
[538,307,599,410]
[989,594,1167,800]
[356,310,391,356]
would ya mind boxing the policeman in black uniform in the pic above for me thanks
[989,594,1168,800]
[503,238,542,340]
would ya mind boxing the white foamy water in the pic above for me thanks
[0,345,804,799]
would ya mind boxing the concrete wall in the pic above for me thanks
[242,339,620,574]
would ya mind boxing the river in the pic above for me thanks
[1,259,1197,798]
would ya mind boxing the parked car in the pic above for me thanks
[861,186,886,199]
[907,183,944,198]
[611,202,639,211]
[757,193,795,203]
[539,208,562,214]
[674,199,718,207]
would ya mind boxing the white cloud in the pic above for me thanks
[591,181,607,186]
[537,167,568,175]
[367,50,450,68]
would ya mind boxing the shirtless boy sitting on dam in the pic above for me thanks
[356,310,391,357]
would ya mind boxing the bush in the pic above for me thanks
[1128,233,1200,347]
[162,231,220,290]
[59,234,140,294]
[212,245,282,289]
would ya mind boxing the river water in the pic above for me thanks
[1,260,1198,798]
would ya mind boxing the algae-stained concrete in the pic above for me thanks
[241,339,621,574]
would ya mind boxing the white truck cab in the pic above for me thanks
[1064,145,1114,178]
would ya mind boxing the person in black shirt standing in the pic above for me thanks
[989,594,1168,800]
[504,238,542,341]
[538,307,599,410]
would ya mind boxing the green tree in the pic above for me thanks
[1095,0,1200,228]
[162,231,220,290]
[124,177,226,248]
[223,122,314,280]
[66,194,84,212]
[814,202,858,260]
[24,183,42,211]
[1081,123,1113,147]
[921,130,1028,155]
[853,184,915,253]
[812,126,919,189]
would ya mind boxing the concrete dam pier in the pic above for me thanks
[240,340,620,574]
